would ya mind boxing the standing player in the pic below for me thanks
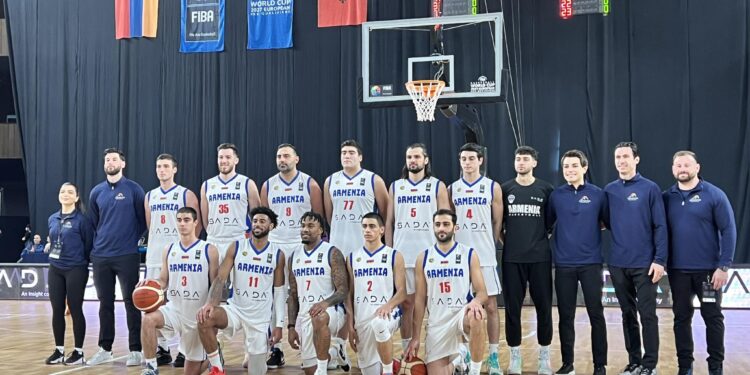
[261,143,324,367]
[405,209,487,375]
[385,143,449,355]
[288,212,349,375]
[145,153,200,366]
[196,207,287,375]
[324,139,388,366]
[604,142,667,375]
[138,207,220,375]
[347,213,407,375]
[448,143,503,375]
[201,143,261,261]
[501,146,554,375]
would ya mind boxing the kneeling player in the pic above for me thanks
[405,209,487,375]
[139,207,220,375]
[346,213,407,375]
[196,207,286,375]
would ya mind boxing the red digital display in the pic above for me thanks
[560,0,573,19]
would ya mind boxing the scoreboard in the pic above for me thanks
[560,0,610,19]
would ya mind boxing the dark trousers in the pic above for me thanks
[555,264,608,366]
[669,270,724,370]
[501,261,553,346]
[48,265,89,348]
[609,266,659,369]
[92,253,142,351]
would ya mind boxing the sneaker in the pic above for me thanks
[173,352,185,368]
[126,351,144,366]
[156,346,172,366]
[618,364,641,375]
[637,368,656,375]
[337,340,351,372]
[267,347,285,368]
[45,349,65,365]
[677,368,692,375]
[64,350,85,365]
[453,345,470,375]
[594,365,606,375]
[209,366,226,375]
[141,364,159,375]
[327,347,340,370]
[468,367,481,375]
[555,363,575,374]
[87,348,114,366]
[538,346,552,375]
[508,347,522,375]
[486,352,504,375]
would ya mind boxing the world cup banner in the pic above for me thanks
[180,0,225,53]
[248,0,293,50]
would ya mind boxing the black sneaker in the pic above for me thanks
[637,368,656,375]
[45,349,65,365]
[594,365,606,375]
[173,352,185,368]
[555,363,575,374]
[267,347,285,368]
[64,350,84,365]
[619,364,641,375]
[156,346,172,366]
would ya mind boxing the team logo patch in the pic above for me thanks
[195,249,201,260]
[335,180,340,185]
[381,253,388,263]
[627,193,639,201]
[274,185,279,190]
[428,257,434,263]
[689,194,702,203]
[359,177,366,186]
[235,182,242,190]
[457,187,462,193]
[171,251,176,257]
[400,185,405,190]
[426,183,432,191]
[455,254,462,263]
[296,258,301,263]
[356,257,362,262]
[579,196,591,204]
[480,185,485,194]
[63,221,73,229]
[211,184,216,190]
[242,251,248,256]
[317,253,324,263]
[267,253,273,263]
[297,182,303,191]
[115,192,126,200]
[173,192,179,200]
[508,194,515,204]
[531,196,544,202]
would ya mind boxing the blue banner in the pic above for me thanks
[180,0,225,53]
[247,0,293,50]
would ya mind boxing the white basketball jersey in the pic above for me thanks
[166,240,211,321]
[146,185,187,268]
[204,174,250,243]
[229,239,282,323]
[266,172,312,244]
[422,242,474,327]
[451,177,497,266]
[328,169,376,257]
[393,177,440,267]
[350,245,397,323]
[291,241,335,319]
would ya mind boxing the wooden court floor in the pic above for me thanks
[1,301,748,375]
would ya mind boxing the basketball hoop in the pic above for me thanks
[405,80,446,122]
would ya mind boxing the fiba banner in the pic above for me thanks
[180,0,225,53]
[318,0,366,28]
[248,0,293,50]
[115,0,159,39]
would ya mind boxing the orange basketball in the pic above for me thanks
[132,280,164,313]
[398,357,427,375]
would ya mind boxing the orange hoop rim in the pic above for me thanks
[405,80,446,98]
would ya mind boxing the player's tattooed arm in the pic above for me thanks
[288,260,300,324]
[205,242,236,306]
[323,247,349,307]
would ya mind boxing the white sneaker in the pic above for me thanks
[87,348,113,366]
[126,351,143,366]
[508,347,522,375]
[538,346,552,375]
[326,347,339,370]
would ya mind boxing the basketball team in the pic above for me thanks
[45,140,735,375]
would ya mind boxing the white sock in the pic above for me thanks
[145,358,157,369]
[56,346,64,353]
[489,344,499,355]
[401,338,411,352]
[74,347,83,354]
[470,361,482,373]
[208,350,223,370]
[317,359,329,373]
[382,361,393,374]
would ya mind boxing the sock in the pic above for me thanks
[208,350,223,370]
[382,361,393,374]
[401,338,411,352]
[56,346,64,353]
[317,359,329,373]
[489,344,499,355]
[145,358,157,369]
[74,347,83,354]
[470,361,482,373]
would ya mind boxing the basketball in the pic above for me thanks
[132,280,164,313]
[398,357,427,375]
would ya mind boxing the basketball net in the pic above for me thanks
[405,80,446,122]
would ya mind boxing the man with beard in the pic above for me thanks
[405,209,487,375]
[385,143,449,356]
[261,143,324,368]
[288,212,349,375]
[201,143,261,262]
[196,207,286,375]
[87,147,148,366]
[663,151,736,375]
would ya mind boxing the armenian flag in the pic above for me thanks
[115,0,159,39]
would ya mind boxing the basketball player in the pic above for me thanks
[448,143,504,375]
[347,213,407,375]
[201,143,261,261]
[405,209,487,375]
[261,143,324,368]
[385,143,449,356]
[324,139,388,367]
[138,207,219,375]
[145,153,200,366]
[196,207,286,375]
[288,212,349,375]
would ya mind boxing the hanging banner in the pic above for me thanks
[180,0,225,53]
[247,0,293,50]
[115,0,159,39]
[318,0,366,28]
